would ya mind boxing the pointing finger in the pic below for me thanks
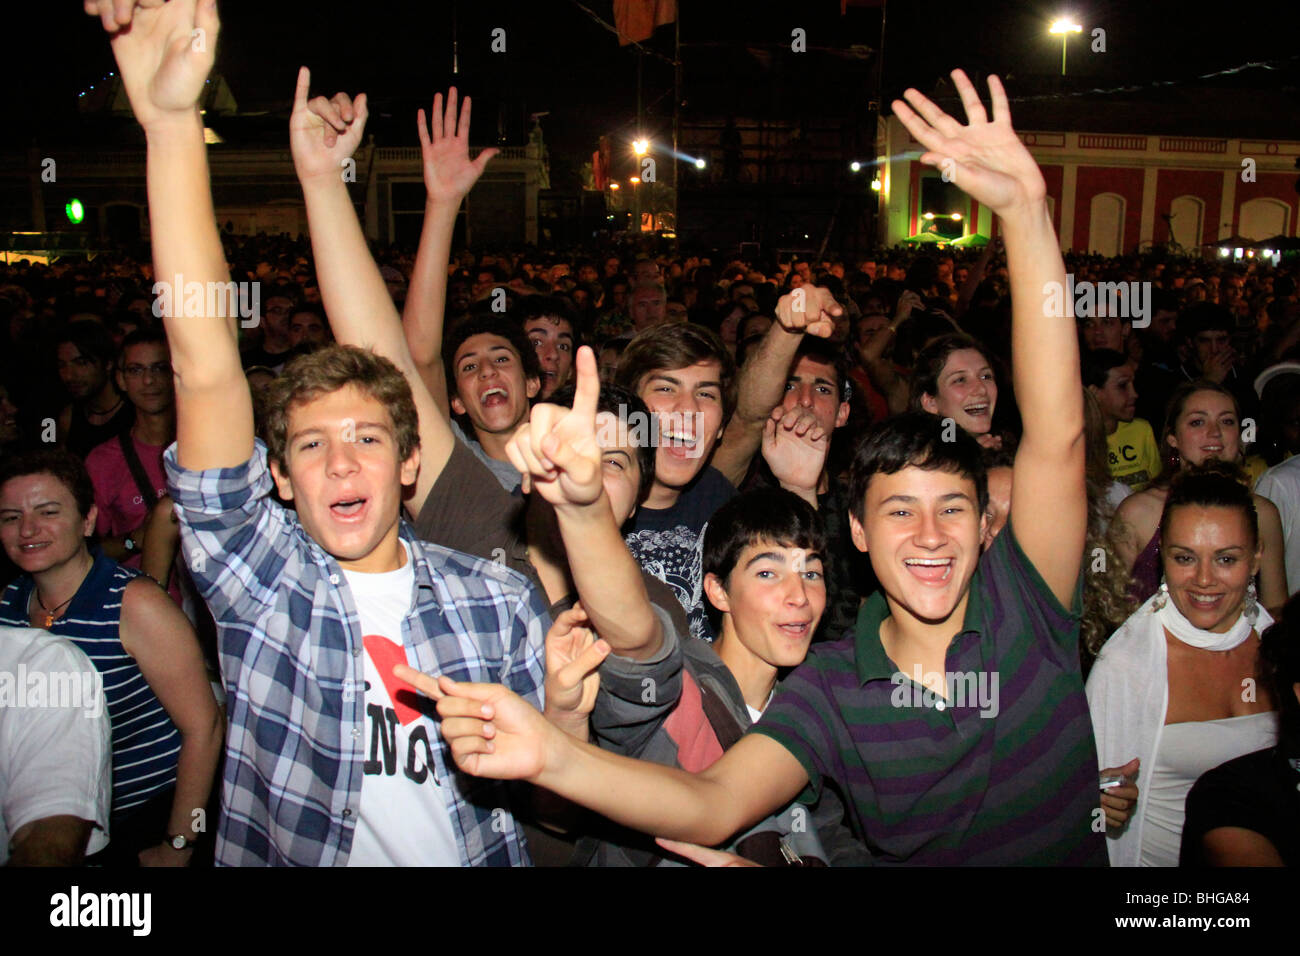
[570,346,601,423]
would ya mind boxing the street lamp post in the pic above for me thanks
[1049,18,1083,76]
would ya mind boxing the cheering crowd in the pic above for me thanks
[0,0,1297,867]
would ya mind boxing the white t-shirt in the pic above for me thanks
[343,543,461,867]
[0,626,111,864]
[1254,455,1300,596]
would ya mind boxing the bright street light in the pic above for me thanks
[632,139,649,156]
[694,158,706,169]
[630,176,641,185]
[850,161,862,172]
[1049,17,1083,75]
[609,182,620,190]
[951,213,963,221]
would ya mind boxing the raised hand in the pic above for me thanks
[392,668,552,781]
[503,346,603,505]
[775,286,840,339]
[892,70,1045,218]
[762,406,828,498]
[290,67,368,185]
[84,0,167,33]
[417,88,499,207]
[543,603,610,732]
[94,0,219,130]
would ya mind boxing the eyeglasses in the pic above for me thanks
[122,362,172,379]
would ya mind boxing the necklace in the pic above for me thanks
[34,589,76,628]
[86,395,124,419]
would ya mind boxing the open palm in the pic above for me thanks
[104,0,218,128]
[892,70,1045,217]
[418,89,498,205]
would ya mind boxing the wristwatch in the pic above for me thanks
[167,834,196,851]
[123,534,137,552]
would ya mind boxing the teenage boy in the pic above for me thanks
[55,321,134,459]
[616,288,840,641]
[1083,348,1161,491]
[520,295,578,399]
[97,0,546,866]
[758,335,873,640]
[561,487,865,866]
[422,70,1110,866]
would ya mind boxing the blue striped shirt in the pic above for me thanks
[0,556,181,816]
[164,440,547,867]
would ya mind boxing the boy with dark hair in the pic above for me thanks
[1083,348,1161,491]
[55,320,133,459]
[616,290,841,641]
[425,70,1111,867]
[518,294,578,399]
[95,1,546,867]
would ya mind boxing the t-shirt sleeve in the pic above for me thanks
[983,518,1083,669]
[747,651,841,803]
[0,637,111,857]
[163,438,288,616]
[413,434,515,559]
[590,596,686,758]
[1181,752,1286,865]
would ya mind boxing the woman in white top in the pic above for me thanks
[1087,463,1277,866]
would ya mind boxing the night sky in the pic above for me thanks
[5,0,1298,184]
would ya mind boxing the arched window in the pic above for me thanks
[1088,193,1125,256]
[1238,198,1291,241]
[1168,195,1203,249]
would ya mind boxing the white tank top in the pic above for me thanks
[1139,711,1277,867]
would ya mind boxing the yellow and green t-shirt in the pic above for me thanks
[1107,418,1162,491]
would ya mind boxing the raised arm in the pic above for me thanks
[403,91,498,416]
[401,671,809,847]
[711,288,839,487]
[289,70,457,513]
[504,348,663,660]
[894,70,1084,605]
[98,0,252,471]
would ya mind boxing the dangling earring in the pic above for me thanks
[1244,580,1259,627]
[1152,580,1169,611]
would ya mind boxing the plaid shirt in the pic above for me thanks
[165,440,547,867]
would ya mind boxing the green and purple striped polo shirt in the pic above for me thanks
[751,523,1108,865]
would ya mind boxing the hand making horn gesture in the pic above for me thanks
[504,345,604,506]
[290,67,369,185]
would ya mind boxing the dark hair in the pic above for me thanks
[56,319,117,369]
[847,412,988,524]
[703,487,827,586]
[1158,460,1259,553]
[0,449,97,520]
[544,381,656,504]
[443,312,541,398]
[791,336,852,403]
[616,322,737,424]
[118,327,169,363]
[1178,302,1233,342]
[1257,592,1300,760]
[1080,348,1130,390]
[518,295,579,340]
[909,333,995,412]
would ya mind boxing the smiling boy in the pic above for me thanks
[96,0,547,866]
[424,70,1109,866]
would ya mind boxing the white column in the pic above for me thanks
[1138,166,1159,250]
[1059,162,1078,252]
[1219,166,1238,239]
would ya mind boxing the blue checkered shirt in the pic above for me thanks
[165,440,547,866]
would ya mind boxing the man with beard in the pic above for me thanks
[55,321,134,459]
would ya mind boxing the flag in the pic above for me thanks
[614,0,676,46]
